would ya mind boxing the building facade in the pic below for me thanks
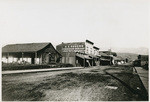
[56,40,100,67]
[93,46,100,55]
[2,43,62,64]
[137,55,149,68]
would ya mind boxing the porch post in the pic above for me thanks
[7,53,9,63]
[40,54,42,64]
[39,54,42,64]
[13,57,14,62]
[35,52,37,64]
[22,52,24,62]
[39,56,40,64]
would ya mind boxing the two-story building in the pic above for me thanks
[93,46,100,55]
[56,40,100,67]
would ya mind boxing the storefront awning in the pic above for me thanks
[76,54,92,60]
[100,58,111,61]
[96,55,101,57]
[89,54,99,58]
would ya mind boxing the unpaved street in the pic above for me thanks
[2,65,148,101]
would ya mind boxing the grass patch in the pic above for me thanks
[2,72,111,101]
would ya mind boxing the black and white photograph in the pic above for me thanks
[0,0,149,101]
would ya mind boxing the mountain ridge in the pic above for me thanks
[112,47,149,55]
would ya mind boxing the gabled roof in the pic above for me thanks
[2,43,50,53]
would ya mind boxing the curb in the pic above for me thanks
[2,67,84,75]
[133,67,148,97]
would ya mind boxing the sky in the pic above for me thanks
[0,0,149,50]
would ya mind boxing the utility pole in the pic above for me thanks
[7,53,9,63]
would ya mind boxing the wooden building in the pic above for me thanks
[99,51,121,65]
[99,52,113,65]
[2,43,62,64]
[138,55,149,66]
[56,40,100,67]
[133,55,149,70]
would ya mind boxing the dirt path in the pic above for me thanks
[2,66,148,101]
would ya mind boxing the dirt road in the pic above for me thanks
[2,65,148,101]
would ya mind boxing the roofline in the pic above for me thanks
[2,43,62,57]
[2,51,37,53]
[86,40,94,45]
[2,42,51,53]
[93,46,99,50]
[56,42,85,46]
[48,43,62,56]
[3,42,51,46]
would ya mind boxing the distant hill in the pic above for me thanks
[112,47,149,55]
[116,52,138,61]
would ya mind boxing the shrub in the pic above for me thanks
[2,63,74,71]
[56,63,74,68]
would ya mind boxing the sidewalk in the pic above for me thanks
[2,67,84,75]
[134,67,148,93]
